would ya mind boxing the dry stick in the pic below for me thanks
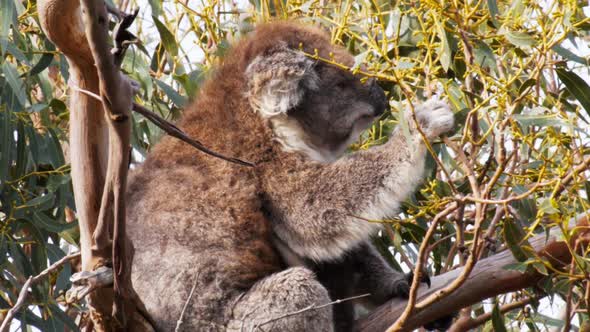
[71,86,254,168]
[131,103,255,167]
[175,276,198,332]
[0,253,81,332]
[254,293,371,330]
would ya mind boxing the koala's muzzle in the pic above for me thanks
[367,78,389,117]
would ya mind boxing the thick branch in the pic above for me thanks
[38,1,153,330]
[354,214,590,332]
[38,0,112,322]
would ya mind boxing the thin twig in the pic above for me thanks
[0,252,81,332]
[387,203,458,331]
[253,293,371,330]
[132,103,255,167]
[449,296,535,331]
[175,275,199,332]
[71,85,254,167]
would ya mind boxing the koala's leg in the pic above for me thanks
[353,242,409,305]
[227,267,333,332]
[262,99,454,262]
[311,242,408,332]
[312,256,357,332]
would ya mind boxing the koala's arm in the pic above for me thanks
[263,101,453,262]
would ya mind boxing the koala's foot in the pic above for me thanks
[384,269,432,299]
[405,269,431,288]
[404,269,456,331]
[414,99,455,139]
[389,275,411,298]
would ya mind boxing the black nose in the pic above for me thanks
[367,79,389,116]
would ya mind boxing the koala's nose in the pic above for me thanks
[367,78,389,116]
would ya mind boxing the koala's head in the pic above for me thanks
[245,28,389,163]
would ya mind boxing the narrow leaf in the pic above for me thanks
[152,16,178,57]
[26,53,54,76]
[504,30,536,48]
[2,61,27,106]
[155,79,187,108]
[491,303,508,332]
[556,67,590,118]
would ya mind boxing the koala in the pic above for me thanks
[127,22,454,332]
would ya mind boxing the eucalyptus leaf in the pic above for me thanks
[32,211,77,233]
[556,67,590,118]
[504,30,536,48]
[491,303,508,332]
[153,16,178,58]
[2,61,27,107]
[25,52,54,76]
[155,79,187,108]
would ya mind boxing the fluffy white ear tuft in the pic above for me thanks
[245,43,318,118]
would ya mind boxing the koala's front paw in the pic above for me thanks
[415,99,454,139]
[388,276,410,298]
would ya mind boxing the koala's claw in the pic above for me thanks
[405,269,431,288]
[391,278,410,298]
[415,99,455,139]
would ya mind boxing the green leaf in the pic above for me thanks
[503,262,528,272]
[529,260,549,275]
[513,113,571,129]
[487,0,500,27]
[28,103,48,113]
[491,303,508,332]
[552,45,588,65]
[152,16,178,58]
[155,79,187,108]
[21,193,55,211]
[32,212,77,233]
[46,244,71,292]
[0,101,12,181]
[2,61,27,107]
[503,219,530,262]
[0,38,28,63]
[47,303,79,331]
[434,17,452,71]
[504,30,536,48]
[556,67,590,119]
[538,198,559,215]
[214,39,231,57]
[46,128,65,168]
[473,40,496,73]
[26,52,54,76]
[0,0,15,54]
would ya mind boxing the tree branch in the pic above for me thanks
[354,213,590,332]
[0,253,81,332]
[38,0,154,330]
[70,86,255,167]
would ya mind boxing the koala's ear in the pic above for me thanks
[245,43,318,118]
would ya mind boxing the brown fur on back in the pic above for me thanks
[127,22,345,331]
